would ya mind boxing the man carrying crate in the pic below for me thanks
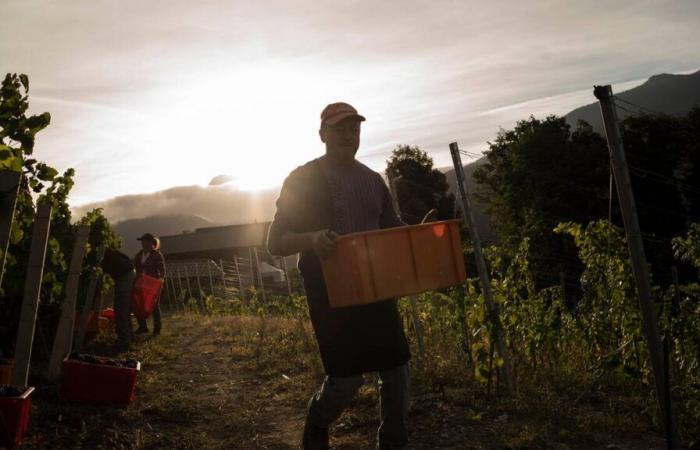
[267,102,411,450]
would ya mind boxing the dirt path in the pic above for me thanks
[23,315,308,449]
[22,313,667,449]
[126,314,312,449]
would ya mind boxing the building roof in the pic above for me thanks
[159,221,271,257]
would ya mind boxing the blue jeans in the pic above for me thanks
[306,364,410,450]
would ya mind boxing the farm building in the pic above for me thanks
[159,221,271,261]
[158,221,299,296]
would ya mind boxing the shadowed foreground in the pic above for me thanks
[21,313,665,449]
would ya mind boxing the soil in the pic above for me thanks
[20,313,667,449]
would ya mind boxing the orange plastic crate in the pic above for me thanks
[321,220,466,308]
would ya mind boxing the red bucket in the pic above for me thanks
[100,307,115,322]
[131,274,162,320]
[0,385,35,448]
[60,355,140,405]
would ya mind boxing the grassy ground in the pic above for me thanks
[19,313,667,449]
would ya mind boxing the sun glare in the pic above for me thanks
[149,62,371,193]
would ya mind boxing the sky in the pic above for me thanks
[2,0,699,210]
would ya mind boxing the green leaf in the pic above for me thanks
[27,112,51,134]
[19,74,29,91]
[1,149,23,171]
[36,164,58,181]
[10,225,23,244]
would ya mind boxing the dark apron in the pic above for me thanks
[289,160,411,377]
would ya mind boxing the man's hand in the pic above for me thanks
[311,229,338,257]
[272,229,339,257]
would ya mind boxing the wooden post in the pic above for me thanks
[194,262,204,299]
[73,273,103,353]
[183,264,195,312]
[161,268,172,310]
[594,85,679,450]
[248,248,255,287]
[74,246,106,353]
[233,256,245,301]
[177,266,186,310]
[281,257,292,297]
[450,142,515,395]
[195,262,207,314]
[253,247,267,302]
[219,259,228,300]
[13,204,52,386]
[167,274,175,311]
[175,265,183,297]
[169,275,180,312]
[0,170,21,288]
[47,226,91,377]
[389,177,403,223]
[170,267,181,312]
[389,177,426,356]
[207,260,215,297]
[185,264,202,313]
[184,265,193,299]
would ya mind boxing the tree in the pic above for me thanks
[385,145,455,224]
[620,109,700,286]
[0,73,120,358]
[473,111,700,291]
[473,116,610,290]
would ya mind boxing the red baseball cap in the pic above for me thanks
[320,102,366,125]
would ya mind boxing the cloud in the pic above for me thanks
[73,184,279,226]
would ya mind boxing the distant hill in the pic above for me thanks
[113,214,215,255]
[565,70,700,131]
[73,184,280,255]
[442,69,700,243]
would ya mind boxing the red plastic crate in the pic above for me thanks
[0,386,35,449]
[60,357,140,405]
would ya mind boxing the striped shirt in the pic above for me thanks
[318,155,403,235]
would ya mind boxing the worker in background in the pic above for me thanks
[134,233,166,335]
